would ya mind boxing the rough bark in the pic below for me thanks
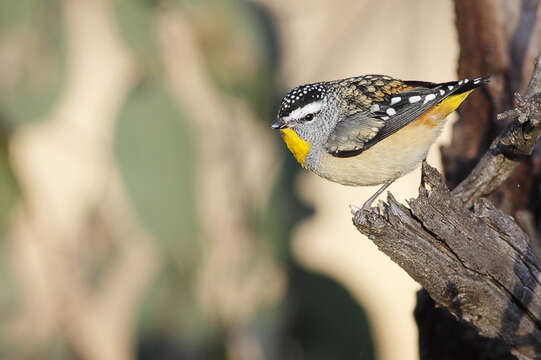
[352,52,541,359]
[353,163,541,359]
[443,0,541,215]
[452,86,541,207]
[414,290,517,360]
[433,1,541,358]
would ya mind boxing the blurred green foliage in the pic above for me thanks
[0,0,40,37]
[115,81,209,342]
[287,266,375,360]
[0,0,376,358]
[115,0,161,76]
[115,82,198,263]
[0,0,65,127]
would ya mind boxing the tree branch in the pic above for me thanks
[452,55,541,208]
[352,55,541,359]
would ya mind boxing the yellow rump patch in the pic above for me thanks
[437,89,474,116]
[415,89,475,127]
[280,128,311,168]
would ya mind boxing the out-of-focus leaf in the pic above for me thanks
[115,82,209,339]
[0,157,17,238]
[0,0,38,35]
[0,0,66,126]
[115,81,197,257]
[179,0,279,119]
[114,0,160,75]
[285,265,375,360]
[0,142,21,356]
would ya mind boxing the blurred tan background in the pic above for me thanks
[0,1,457,359]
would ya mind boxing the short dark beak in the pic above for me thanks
[271,119,286,129]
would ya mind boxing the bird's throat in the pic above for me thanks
[280,128,311,168]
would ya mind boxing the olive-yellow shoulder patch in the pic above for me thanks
[280,128,311,168]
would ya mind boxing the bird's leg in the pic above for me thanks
[361,179,396,211]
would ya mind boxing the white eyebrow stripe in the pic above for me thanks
[283,101,323,121]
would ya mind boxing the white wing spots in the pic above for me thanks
[386,108,396,116]
[473,78,481,84]
[448,85,454,90]
[464,79,469,83]
[381,116,390,120]
[283,101,323,121]
[390,96,401,105]
[409,95,421,103]
[424,94,436,104]
[439,89,445,96]
[370,104,380,112]
[458,80,463,85]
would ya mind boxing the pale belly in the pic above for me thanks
[315,120,445,186]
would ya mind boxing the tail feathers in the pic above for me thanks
[403,76,489,97]
[439,76,490,95]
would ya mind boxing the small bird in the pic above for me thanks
[272,74,488,210]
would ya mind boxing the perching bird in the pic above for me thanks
[272,74,488,210]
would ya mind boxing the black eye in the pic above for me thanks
[304,113,314,121]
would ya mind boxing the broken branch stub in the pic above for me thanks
[352,53,541,359]
[353,163,541,359]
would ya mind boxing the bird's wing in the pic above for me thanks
[324,113,385,155]
[325,77,488,157]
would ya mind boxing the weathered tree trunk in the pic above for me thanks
[433,1,541,358]
[444,0,541,215]
[353,1,541,359]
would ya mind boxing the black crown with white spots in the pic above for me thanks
[279,83,327,117]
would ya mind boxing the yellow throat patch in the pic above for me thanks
[280,128,311,168]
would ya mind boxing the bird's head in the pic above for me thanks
[272,82,338,147]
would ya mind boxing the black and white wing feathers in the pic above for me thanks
[325,76,488,157]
